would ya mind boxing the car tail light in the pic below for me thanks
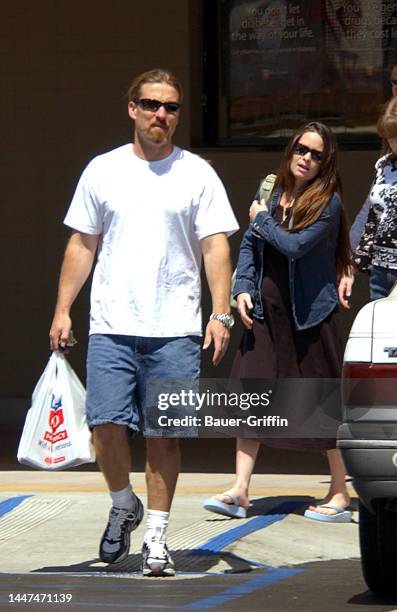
[342,362,397,406]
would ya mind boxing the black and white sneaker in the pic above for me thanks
[141,530,175,577]
[99,496,144,564]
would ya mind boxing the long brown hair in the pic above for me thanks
[273,122,351,276]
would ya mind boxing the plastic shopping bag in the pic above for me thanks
[17,352,95,470]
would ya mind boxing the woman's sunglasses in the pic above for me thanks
[293,142,323,162]
[134,98,181,114]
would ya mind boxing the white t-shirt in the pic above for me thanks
[64,144,239,337]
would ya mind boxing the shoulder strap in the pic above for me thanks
[259,173,276,204]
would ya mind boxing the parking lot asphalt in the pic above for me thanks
[0,471,396,611]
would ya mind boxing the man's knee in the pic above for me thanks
[93,423,128,450]
[146,437,180,458]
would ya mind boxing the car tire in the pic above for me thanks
[359,498,397,595]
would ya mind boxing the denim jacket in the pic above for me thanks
[233,189,341,330]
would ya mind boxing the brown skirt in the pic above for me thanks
[230,241,343,451]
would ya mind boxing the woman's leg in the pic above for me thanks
[216,438,260,508]
[307,448,350,515]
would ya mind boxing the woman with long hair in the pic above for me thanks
[204,121,353,522]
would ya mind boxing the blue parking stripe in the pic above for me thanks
[181,500,305,609]
[193,500,303,554]
[182,568,303,610]
[0,495,32,517]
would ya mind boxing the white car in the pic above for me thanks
[338,284,397,595]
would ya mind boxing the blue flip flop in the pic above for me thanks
[304,503,352,523]
[203,493,247,519]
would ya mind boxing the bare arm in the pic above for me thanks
[49,231,100,350]
[201,233,232,366]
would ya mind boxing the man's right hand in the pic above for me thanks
[48,231,99,352]
[236,293,254,329]
[49,312,72,351]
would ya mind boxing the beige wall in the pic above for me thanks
[1,0,378,396]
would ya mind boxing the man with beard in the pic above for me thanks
[49,68,238,576]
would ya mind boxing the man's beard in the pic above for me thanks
[147,125,168,144]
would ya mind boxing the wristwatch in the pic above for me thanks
[209,313,235,329]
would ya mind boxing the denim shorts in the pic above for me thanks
[86,334,201,437]
[370,265,397,300]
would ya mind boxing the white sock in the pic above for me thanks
[144,509,169,542]
[110,483,135,511]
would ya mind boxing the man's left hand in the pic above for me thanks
[203,319,230,366]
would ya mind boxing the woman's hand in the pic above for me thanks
[236,293,254,329]
[338,273,355,309]
[249,198,268,223]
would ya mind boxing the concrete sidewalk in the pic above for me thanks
[0,471,359,577]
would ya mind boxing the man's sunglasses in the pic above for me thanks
[390,78,397,87]
[134,98,181,114]
[293,142,323,162]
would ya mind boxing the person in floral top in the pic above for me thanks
[353,96,397,299]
